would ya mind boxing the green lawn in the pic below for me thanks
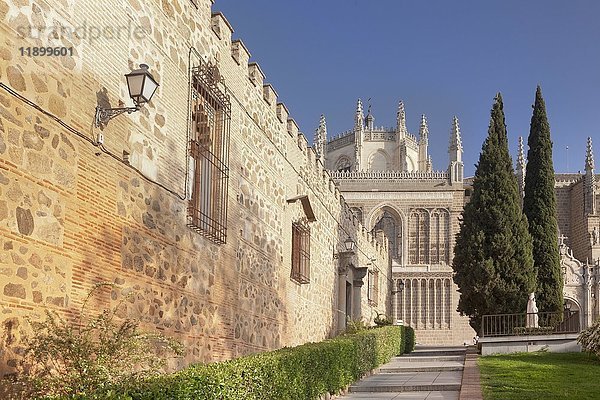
[479,352,600,400]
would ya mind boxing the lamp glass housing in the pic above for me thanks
[125,64,159,105]
[344,237,355,252]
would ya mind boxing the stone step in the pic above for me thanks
[395,355,465,362]
[380,365,464,373]
[340,390,459,399]
[409,348,467,357]
[348,371,463,394]
[349,383,462,393]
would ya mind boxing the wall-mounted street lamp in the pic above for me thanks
[334,237,356,259]
[94,64,159,128]
[392,279,405,294]
[344,236,356,252]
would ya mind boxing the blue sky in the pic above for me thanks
[216,1,600,176]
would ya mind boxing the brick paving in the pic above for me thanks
[458,347,483,400]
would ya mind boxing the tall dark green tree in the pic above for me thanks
[523,86,562,313]
[453,94,535,334]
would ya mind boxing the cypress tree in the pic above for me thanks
[453,94,535,334]
[523,86,562,313]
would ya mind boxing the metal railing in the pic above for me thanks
[481,311,580,337]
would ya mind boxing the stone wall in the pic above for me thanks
[0,0,390,376]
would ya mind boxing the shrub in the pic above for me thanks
[373,313,392,326]
[107,326,405,400]
[578,319,600,357]
[404,325,416,353]
[345,317,368,334]
[12,283,182,400]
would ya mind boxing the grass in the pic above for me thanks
[479,352,600,400]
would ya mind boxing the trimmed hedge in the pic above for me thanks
[109,326,404,400]
[404,325,415,353]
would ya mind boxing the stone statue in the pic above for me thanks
[592,227,599,246]
[526,292,539,328]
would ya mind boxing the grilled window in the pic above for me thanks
[368,270,379,306]
[291,222,310,284]
[187,61,231,244]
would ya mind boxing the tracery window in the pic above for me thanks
[187,61,231,244]
[335,156,352,172]
[409,209,429,264]
[430,209,450,264]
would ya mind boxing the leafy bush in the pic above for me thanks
[12,283,182,400]
[578,319,600,357]
[404,325,416,353]
[96,326,405,400]
[373,313,392,326]
[345,317,368,334]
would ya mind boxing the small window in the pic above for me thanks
[368,270,379,306]
[291,222,310,284]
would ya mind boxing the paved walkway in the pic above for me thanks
[338,346,483,400]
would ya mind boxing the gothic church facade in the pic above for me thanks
[317,101,475,345]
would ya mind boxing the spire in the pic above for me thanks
[584,136,597,215]
[419,114,429,138]
[354,98,364,129]
[354,99,364,171]
[586,136,595,172]
[396,100,407,139]
[448,116,464,184]
[517,136,526,201]
[365,101,374,130]
[449,116,463,153]
[314,114,327,161]
[517,136,526,170]
[418,114,429,171]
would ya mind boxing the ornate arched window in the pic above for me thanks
[335,156,352,172]
[368,150,390,171]
[409,209,429,264]
[430,209,450,264]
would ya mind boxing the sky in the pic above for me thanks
[215,1,600,176]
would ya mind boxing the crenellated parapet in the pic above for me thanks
[211,12,234,41]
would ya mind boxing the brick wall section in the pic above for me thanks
[0,0,390,375]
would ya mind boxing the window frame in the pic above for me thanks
[291,221,311,284]
[187,61,231,244]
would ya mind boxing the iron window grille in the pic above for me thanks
[291,222,310,284]
[368,270,379,306]
[187,61,231,244]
